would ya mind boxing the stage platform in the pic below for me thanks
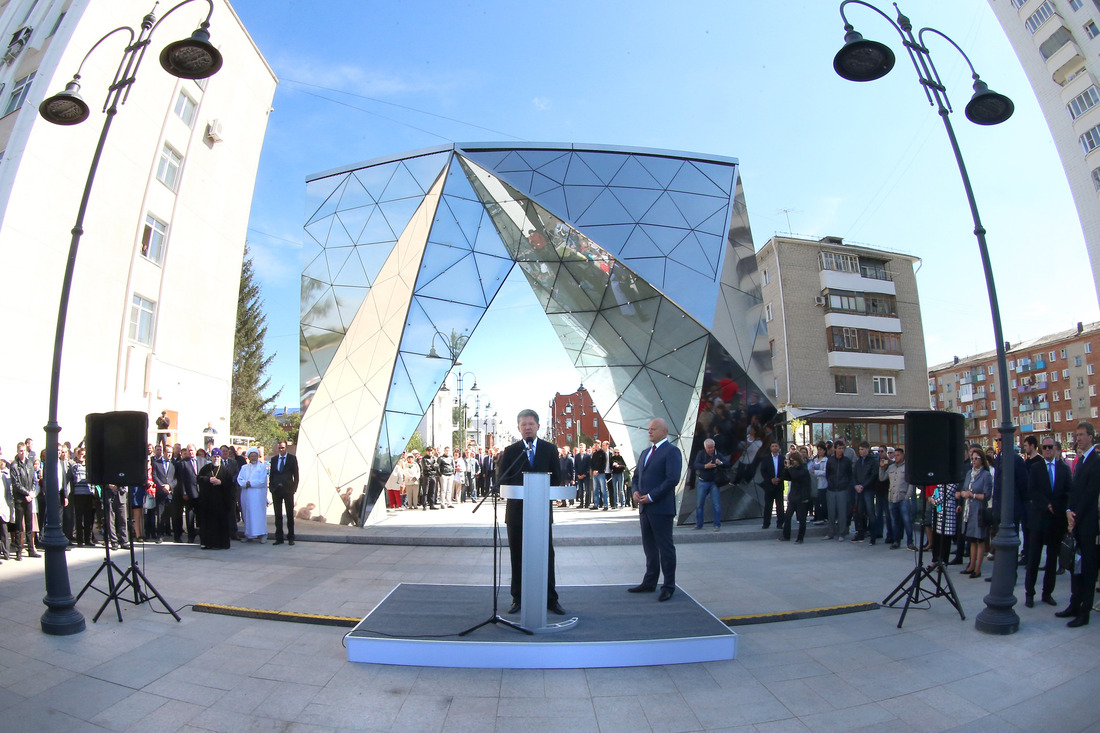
[346,583,736,669]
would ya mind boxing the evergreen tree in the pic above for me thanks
[231,243,282,446]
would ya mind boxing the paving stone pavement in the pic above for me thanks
[1,508,1097,732]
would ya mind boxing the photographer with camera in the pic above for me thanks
[692,439,727,531]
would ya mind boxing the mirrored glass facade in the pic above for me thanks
[299,144,776,523]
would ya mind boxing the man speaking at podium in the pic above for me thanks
[498,409,564,616]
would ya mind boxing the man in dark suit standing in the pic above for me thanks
[758,441,786,530]
[1059,421,1100,627]
[498,409,564,616]
[172,444,199,543]
[269,440,299,545]
[629,417,683,602]
[1024,437,1070,608]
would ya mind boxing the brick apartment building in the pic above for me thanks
[928,320,1100,448]
[546,385,613,448]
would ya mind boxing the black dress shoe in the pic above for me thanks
[507,601,520,614]
[288,539,295,546]
[1055,607,1079,618]
[1025,596,1034,608]
[627,584,656,593]
[1067,615,1090,628]
[547,601,565,615]
[272,540,284,546]
[658,588,674,602]
[1041,595,1057,606]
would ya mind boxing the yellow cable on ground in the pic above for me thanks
[720,601,878,626]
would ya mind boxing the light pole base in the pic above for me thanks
[974,606,1019,635]
[41,604,86,636]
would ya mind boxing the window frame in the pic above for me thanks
[872,375,897,396]
[155,143,183,191]
[128,294,156,346]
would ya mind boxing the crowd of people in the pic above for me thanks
[0,436,301,562]
[380,440,637,512]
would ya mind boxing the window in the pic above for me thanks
[835,375,857,394]
[1061,348,1068,359]
[1025,2,1055,34]
[859,258,890,281]
[947,383,954,393]
[565,418,572,429]
[3,71,34,115]
[819,251,859,273]
[173,90,197,127]
[141,214,168,264]
[1079,377,1086,388]
[1040,26,1074,59]
[865,293,897,315]
[592,418,597,429]
[128,294,156,346]
[156,144,182,190]
[1066,389,1073,399]
[762,268,770,285]
[1071,0,1084,10]
[1068,410,1075,421]
[765,303,773,322]
[565,404,572,414]
[1093,407,1099,419]
[1081,124,1100,155]
[1063,369,1070,378]
[48,12,65,37]
[1069,87,1100,120]
[1054,391,1061,402]
[1011,0,1029,9]
[1076,355,1084,367]
[1053,371,1060,382]
[1089,365,1096,375]
[1055,411,1063,422]
[1091,385,1097,396]
[769,340,775,358]
[873,376,896,396]
[1087,21,1100,39]
[1087,343,1093,353]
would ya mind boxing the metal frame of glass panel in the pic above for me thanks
[298,144,776,524]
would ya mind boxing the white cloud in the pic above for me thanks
[532,96,551,111]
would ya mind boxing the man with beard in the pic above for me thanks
[197,449,234,550]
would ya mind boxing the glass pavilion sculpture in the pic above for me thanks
[298,144,776,523]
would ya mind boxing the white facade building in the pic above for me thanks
[0,0,275,451]
[988,0,1100,305]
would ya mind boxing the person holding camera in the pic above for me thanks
[781,452,812,543]
[693,439,727,531]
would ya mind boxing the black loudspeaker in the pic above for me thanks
[86,411,149,486]
[904,410,965,485]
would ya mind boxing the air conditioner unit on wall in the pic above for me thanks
[814,296,826,306]
[2,26,31,64]
[205,119,223,143]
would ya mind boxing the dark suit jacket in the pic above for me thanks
[1027,459,1070,529]
[759,452,786,487]
[269,453,299,495]
[175,457,199,500]
[498,438,563,525]
[560,454,575,484]
[1069,448,1100,546]
[635,440,682,516]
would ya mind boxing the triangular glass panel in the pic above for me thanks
[514,261,558,311]
[661,264,719,327]
[668,190,729,231]
[415,252,486,307]
[638,224,689,255]
[325,247,354,285]
[644,364,698,422]
[358,207,397,245]
[616,226,664,260]
[305,174,347,223]
[301,323,343,379]
[575,151,627,185]
[387,356,425,415]
[699,206,733,241]
[494,151,533,173]
[301,289,343,333]
[517,149,569,171]
[335,206,373,245]
[429,201,475,252]
[471,251,515,306]
[564,185,603,221]
[354,242,395,285]
[302,250,332,285]
[403,151,450,194]
[530,172,562,198]
[303,215,335,248]
[693,160,736,195]
[635,155,683,188]
[576,189,633,227]
[332,249,371,288]
[336,173,374,212]
[410,296,486,355]
[332,285,369,333]
[609,155,663,189]
[378,197,424,240]
[441,195,487,251]
[575,223,634,257]
[301,276,328,315]
[352,162,400,205]
[325,218,355,247]
[401,351,454,414]
[639,192,690,228]
[611,186,663,222]
[669,233,718,278]
[530,186,568,223]
[496,169,535,196]
[458,149,510,171]
[534,152,570,183]
[563,156,604,186]
[415,241,469,289]
[669,161,729,198]
[383,162,427,201]
[647,334,709,384]
[620,257,666,291]
[305,175,346,226]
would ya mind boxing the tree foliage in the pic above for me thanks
[231,243,282,447]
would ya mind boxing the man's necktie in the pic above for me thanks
[1049,461,1055,489]
[526,443,534,466]
[279,456,284,472]
[646,446,655,466]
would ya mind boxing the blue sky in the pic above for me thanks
[229,0,1099,431]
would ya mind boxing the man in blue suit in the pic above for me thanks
[629,417,683,602]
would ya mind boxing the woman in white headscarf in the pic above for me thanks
[236,448,269,542]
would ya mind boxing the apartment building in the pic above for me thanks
[928,320,1100,447]
[756,235,928,447]
[0,0,275,448]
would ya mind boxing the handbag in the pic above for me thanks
[979,504,997,528]
[715,468,730,488]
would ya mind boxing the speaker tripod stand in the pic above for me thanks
[882,492,964,628]
[76,496,179,623]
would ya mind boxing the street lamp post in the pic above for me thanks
[454,371,479,451]
[35,1,223,636]
[833,1,1019,635]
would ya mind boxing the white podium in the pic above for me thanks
[499,473,578,633]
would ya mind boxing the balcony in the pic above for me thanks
[1018,383,1032,394]
[1019,404,1034,413]
[1038,401,1050,410]
[819,268,896,296]
[974,373,986,382]
[1017,363,1032,374]
[1035,360,1046,370]
[826,351,905,370]
[1035,380,1048,390]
